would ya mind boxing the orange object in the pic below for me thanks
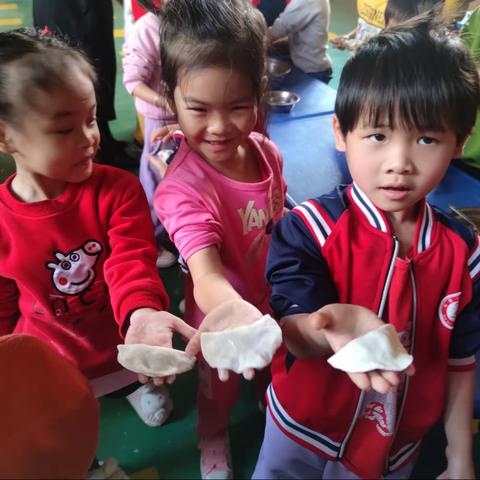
[0,334,99,479]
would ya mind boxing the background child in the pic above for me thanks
[153,0,286,477]
[267,0,333,83]
[254,17,480,479]
[122,0,178,268]
[0,28,195,430]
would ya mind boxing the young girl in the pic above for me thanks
[0,28,195,428]
[153,0,286,477]
[122,0,178,268]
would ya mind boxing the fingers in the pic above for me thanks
[348,372,371,391]
[218,368,230,382]
[242,368,255,381]
[379,370,400,388]
[173,317,198,341]
[150,126,170,143]
[184,332,201,357]
[138,373,149,384]
[405,363,416,376]
[369,370,394,394]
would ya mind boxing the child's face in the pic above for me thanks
[333,115,464,218]
[173,66,258,168]
[3,72,99,185]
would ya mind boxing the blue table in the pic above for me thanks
[268,114,350,205]
[268,66,337,123]
[428,165,480,211]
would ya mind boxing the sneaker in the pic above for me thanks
[199,431,233,480]
[126,383,173,427]
[87,457,129,479]
[156,249,177,268]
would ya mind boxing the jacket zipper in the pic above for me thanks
[338,236,400,459]
[383,258,418,474]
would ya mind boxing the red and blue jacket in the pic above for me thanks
[265,183,480,478]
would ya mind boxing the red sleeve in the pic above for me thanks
[102,173,169,334]
[0,276,19,335]
[131,0,148,21]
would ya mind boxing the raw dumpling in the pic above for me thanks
[327,324,413,373]
[117,344,196,377]
[200,314,283,373]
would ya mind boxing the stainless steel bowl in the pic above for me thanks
[264,90,300,113]
[266,58,292,78]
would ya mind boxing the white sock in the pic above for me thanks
[126,383,173,427]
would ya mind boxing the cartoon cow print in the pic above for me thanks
[47,241,103,295]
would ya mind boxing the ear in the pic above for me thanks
[332,115,347,152]
[452,133,470,159]
[0,120,16,154]
[260,75,269,96]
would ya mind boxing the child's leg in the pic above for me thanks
[197,359,241,438]
[197,359,240,479]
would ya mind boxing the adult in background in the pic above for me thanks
[32,0,138,169]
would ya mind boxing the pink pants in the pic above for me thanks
[196,358,270,438]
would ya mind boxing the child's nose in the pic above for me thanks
[207,112,229,135]
[386,146,414,174]
[80,125,97,148]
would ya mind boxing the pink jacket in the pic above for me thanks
[122,12,174,121]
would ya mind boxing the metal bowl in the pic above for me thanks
[266,57,292,78]
[264,90,300,113]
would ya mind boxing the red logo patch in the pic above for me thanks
[438,292,461,330]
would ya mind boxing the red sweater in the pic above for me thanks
[0,165,169,379]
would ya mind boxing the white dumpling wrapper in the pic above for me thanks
[117,344,196,377]
[200,314,282,373]
[327,324,413,373]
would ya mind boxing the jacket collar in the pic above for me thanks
[348,183,436,254]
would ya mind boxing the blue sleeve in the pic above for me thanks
[266,209,338,319]
[449,233,480,359]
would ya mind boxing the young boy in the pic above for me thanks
[254,17,480,479]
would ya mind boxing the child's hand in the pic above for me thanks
[185,299,263,382]
[147,152,169,179]
[150,123,181,145]
[125,308,197,385]
[309,304,415,394]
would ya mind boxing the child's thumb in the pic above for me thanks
[309,311,328,331]
[184,332,201,358]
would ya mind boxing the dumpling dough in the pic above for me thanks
[117,344,196,377]
[200,314,283,373]
[327,324,413,373]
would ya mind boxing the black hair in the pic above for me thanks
[384,0,443,27]
[335,16,480,144]
[137,0,162,15]
[0,27,95,124]
[159,0,267,105]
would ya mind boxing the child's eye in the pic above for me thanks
[88,117,97,128]
[232,105,248,111]
[55,128,74,135]
[187,107,207,113]
[418,136,437,145]
[367,133,386,143]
